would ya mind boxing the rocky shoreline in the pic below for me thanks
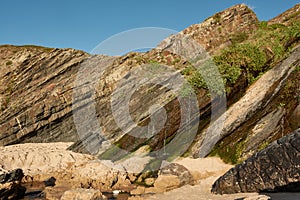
[0,142,272,200]
[0,3,299,200]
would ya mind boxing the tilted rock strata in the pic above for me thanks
[192,45,300,158]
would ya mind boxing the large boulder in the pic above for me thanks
[211,129,300,194]
[0,143,134,193]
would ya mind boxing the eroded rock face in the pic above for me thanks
[0,143,134,193]
[211,129,300,194]
[0,46,89,146]
[158,4,258,54]
[193,46,300,160]
[0,4,258,155]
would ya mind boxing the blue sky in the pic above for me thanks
[1,0,299,53]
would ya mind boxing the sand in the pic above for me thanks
[144,157,269,200]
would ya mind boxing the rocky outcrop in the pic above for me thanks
[211,129,300,194]
[0,169,26,200]
[159,162,194,186]
[0,45,89,146]
[159,4,258,54]
[0,143,135,193]
[0,4,259,156]
[206,46,300,163]
[269,4,300,25]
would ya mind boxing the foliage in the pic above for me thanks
[214,43,267,85]
[230,32,249,45]
[6,61,12,66]
[182,59,225,95]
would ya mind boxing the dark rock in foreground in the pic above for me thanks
[0,169,26,200]
[211,129,300,194]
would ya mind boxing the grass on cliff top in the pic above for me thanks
[0,44,53,53]
[184,20,300,97]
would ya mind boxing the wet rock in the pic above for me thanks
[0,168,24,183]
[211,129,300,194]
[0,169,26,200]
[44,177,56,187]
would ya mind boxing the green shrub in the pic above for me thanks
[230,32,249,45]
[214,43,267,84]
[6,61,12,66]
[258,21,268,29]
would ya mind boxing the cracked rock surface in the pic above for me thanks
[211,129,300,194]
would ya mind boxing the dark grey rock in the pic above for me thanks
[211,129,300,194]
[0,169,26,200]
[0,169,24,184]
[44,177,56,187]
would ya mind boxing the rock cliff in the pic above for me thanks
[0,4,299,171]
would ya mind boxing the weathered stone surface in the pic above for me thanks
[153,175,181,193]
[290,104,300,130]
[158,4,258,54]
[0,143,134,193]
[60,188,104,200]
[0,5,299,182]
[211,129,300,194]
[0,4,260,161]
[159,162,194,186]
[0,46,89,146]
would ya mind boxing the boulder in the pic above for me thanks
[44,177,56,187]
[0,168,24,183]
[159,162,194,186]
[0,169,26,200]
[211,129,300,194]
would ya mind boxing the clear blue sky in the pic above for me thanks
[1,0,299,53]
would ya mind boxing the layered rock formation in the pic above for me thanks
[160,4,258,53]
[0,5,299,197]
[211,129,300,194]
[0,4,261,164]
[193,45,300,159]
[0,46,89,145]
